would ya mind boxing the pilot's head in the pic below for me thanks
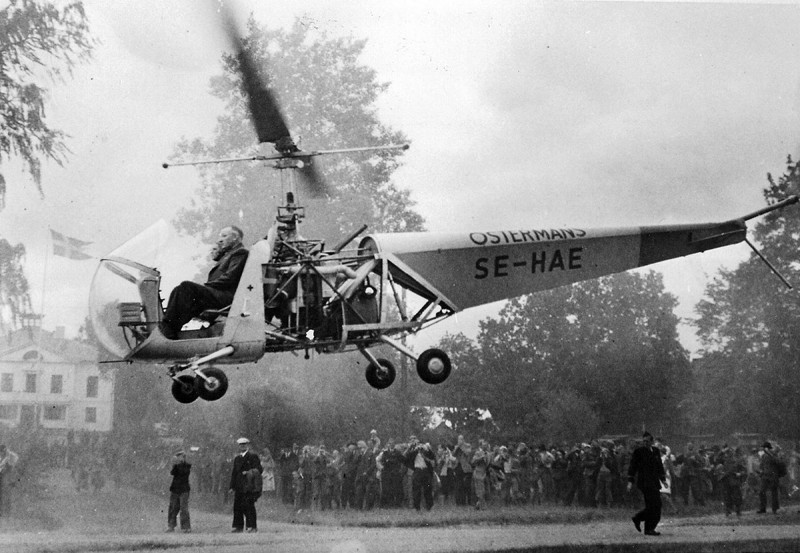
[218,226,244,254]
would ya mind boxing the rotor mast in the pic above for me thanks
[274,157,305,241]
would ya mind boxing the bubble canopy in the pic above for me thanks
[89,220,202,359]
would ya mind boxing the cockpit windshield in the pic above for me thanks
[89,220,203,358]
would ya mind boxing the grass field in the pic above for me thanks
[3,469,798,535]
[199,491,800,528]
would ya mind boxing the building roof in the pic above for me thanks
[0,327,97,363]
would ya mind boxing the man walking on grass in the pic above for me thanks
[628,431,666,536]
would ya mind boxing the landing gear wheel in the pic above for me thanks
[195,367,229,401]
[416,348,452,384]
[171,375,200,404]
[365,358,396,390]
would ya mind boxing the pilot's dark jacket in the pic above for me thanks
[205,244,248,293]
[161,244,249,337]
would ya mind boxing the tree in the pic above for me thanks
[431,270,690,440]
[0,0,94,330]
[0,239,31,333]
[533,388,601,445]
[694,156,800,437]
[173,17,424,247]
[0,0,94,198]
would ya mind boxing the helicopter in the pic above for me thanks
[89,10,799,404]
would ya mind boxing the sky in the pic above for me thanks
[2,0,800,354]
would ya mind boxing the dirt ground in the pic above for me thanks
[1,469,799,553]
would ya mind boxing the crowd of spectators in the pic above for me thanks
[182,431,799,514]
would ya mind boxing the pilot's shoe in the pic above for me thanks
[644,530,661,536]
[246,528,257,533]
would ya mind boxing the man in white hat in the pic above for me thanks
[229,437,263,532]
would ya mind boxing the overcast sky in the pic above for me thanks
[2,0,799,353]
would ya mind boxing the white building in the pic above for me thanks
[0,327,114,437]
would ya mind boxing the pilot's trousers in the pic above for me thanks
[163,281,233,333]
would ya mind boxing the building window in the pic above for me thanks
[86,376,98,398]
[1,374,12,392]
[0,405,18,420]
[44,405,66,421]
[25,373,36,393]
[51,375,63,394]
[85,407,97,423]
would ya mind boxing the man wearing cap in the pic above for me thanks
[167,450,192,533]
[229,438,263,533]
[627,431,666,536]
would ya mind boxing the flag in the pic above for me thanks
[50,229,92,260]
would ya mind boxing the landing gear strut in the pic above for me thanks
[365,358,396,389]
[168,346,234,403]
[195,367,229,401]
[170,367,229,402]
[360,348,396,389]
[360,342,452,389]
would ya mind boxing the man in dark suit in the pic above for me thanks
[229,437,263,533]
[161,225,249,339]
[757,441,784,514]
[627,431,666,536]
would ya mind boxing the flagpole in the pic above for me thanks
[36,227,51,349]
[41,228,50,322]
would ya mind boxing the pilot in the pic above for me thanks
[160,226,248,339]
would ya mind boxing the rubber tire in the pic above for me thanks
[195,367,229,401]
[416,348,452,384]
[365,358,396,390]
[171,374,200,404]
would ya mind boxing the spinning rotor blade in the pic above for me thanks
[220,6,330,196]
[297,157,328,198]
[294,144,409,198]
[181,8,411,200]
[221,7,294,149]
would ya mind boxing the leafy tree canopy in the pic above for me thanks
[0,239,31,332]
[0,0,94,202]
[430,271,690,440]
[0,0,94,331]
[693,156,800,437]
